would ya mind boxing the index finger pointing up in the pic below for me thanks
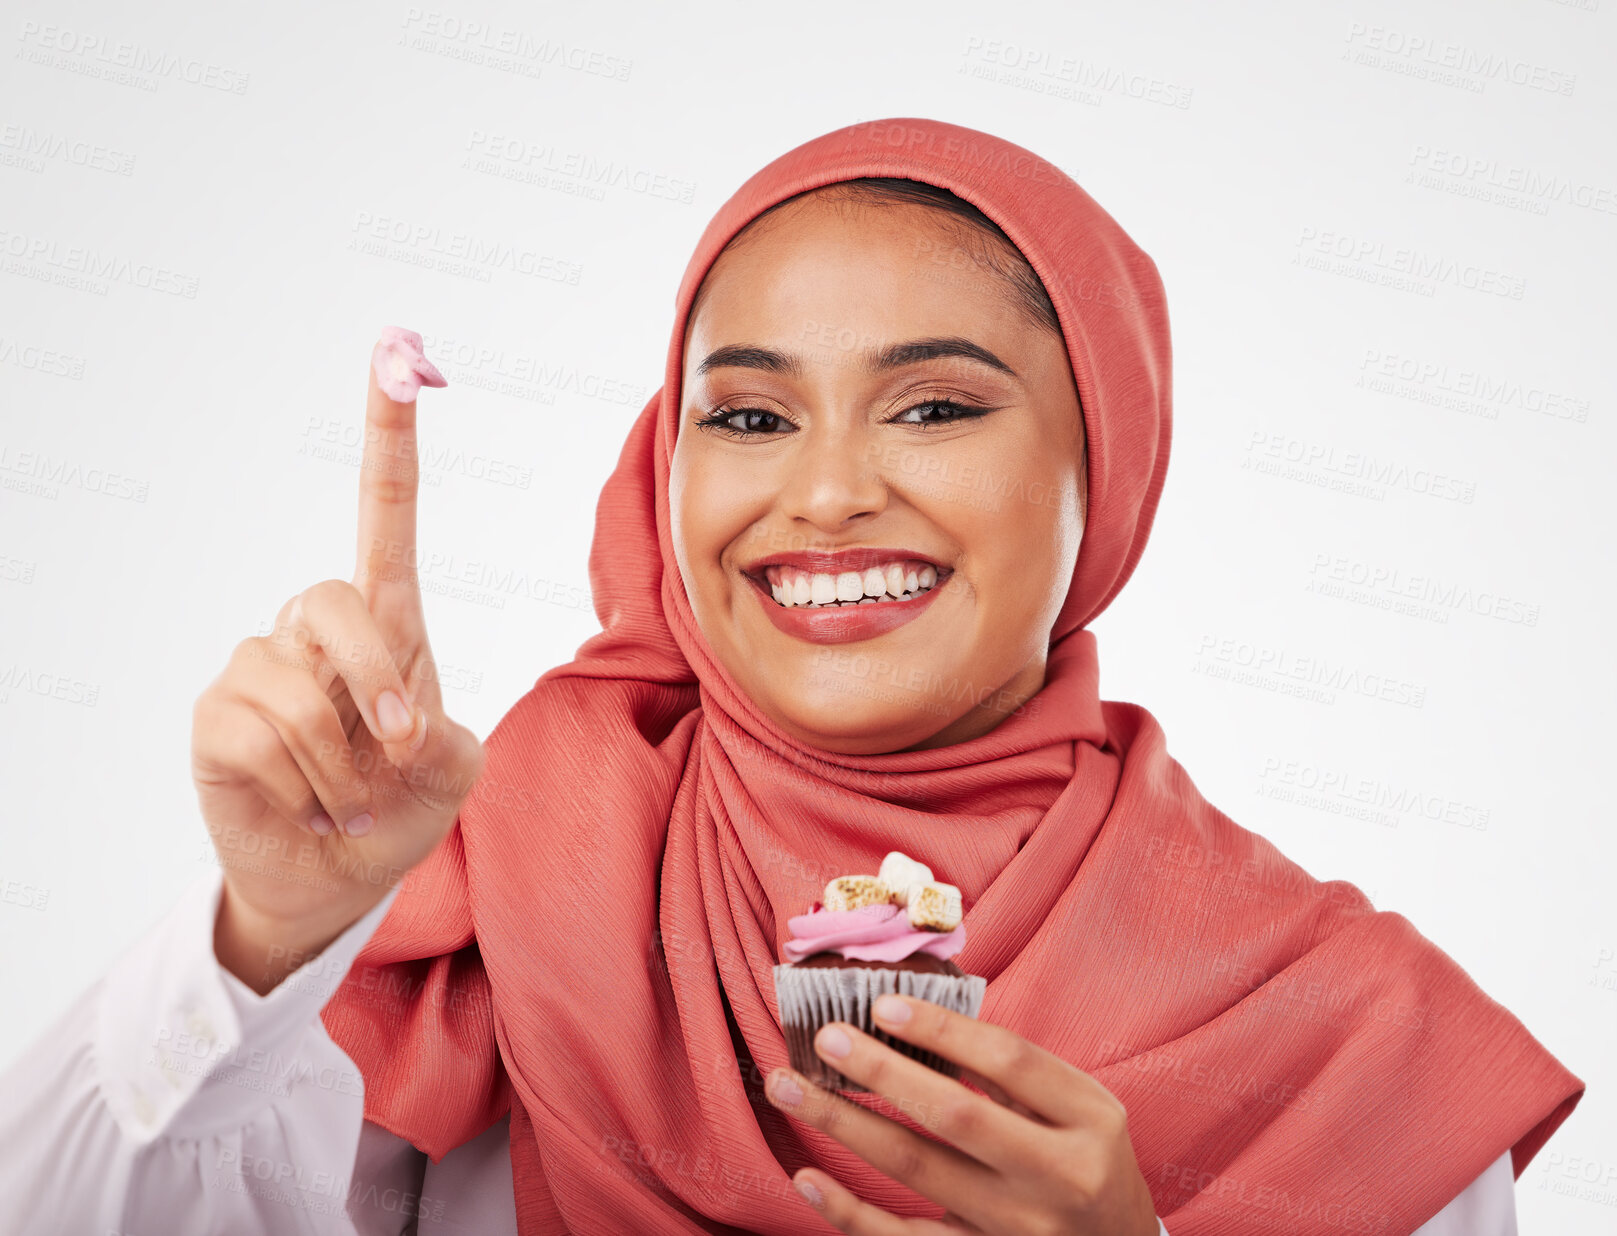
[355,326,446,605]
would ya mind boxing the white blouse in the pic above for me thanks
[0,867,1517,1235]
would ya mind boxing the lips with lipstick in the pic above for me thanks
[738,549,953,645]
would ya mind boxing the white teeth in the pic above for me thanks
[762,560,946,608]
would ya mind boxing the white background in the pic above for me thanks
[1,0,1612,1226]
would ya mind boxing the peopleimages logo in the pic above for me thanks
[1192,633,1427,709]
[1256,756,1491,832]
[1344,22,1576,96]
[1407,145,1617,217]
[1242,429,1477,506]
[1306,553,1541,628]
[0,124,137,175]
[463,131,694,203]
[349,210,583,285]
[959,38,1195,109]
[0,335,86,380]
[15,21,251,93]
[0,444,151,503]
[850,121,1075,186]
[1295,227,1526,300]
[399,8,632,81]
[1356,349,1590,425]
[0,225,200,298]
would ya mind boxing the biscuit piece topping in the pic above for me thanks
[814,852,963,931]
[906,882,963,932]
[878,851,934,905]
[823,875,892,913]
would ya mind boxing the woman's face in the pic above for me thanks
[670,193,1086,755]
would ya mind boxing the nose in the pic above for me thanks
[775,419,887,532]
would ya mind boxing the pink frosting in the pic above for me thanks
[782,903,965,963]
[371,325,448,403]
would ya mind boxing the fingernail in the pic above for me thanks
[768,1071,804,1109]
[794,1177,824,1208]
[409,708,429,752]
[342,812,374,837]
[308,812,334,836]
[874,994,911,1025]
[816,1025,852,1059]
[377,690,413,740]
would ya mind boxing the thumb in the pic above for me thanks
[384,710,486,815]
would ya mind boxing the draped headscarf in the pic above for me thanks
[322,117,1583,1234]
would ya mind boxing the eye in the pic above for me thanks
[889,398,994,428]
[692,397,995,440]
[693,406,797,440]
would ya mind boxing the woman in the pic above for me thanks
[0,117,1583,1234]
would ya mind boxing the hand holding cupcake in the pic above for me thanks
[773,851,987,1092]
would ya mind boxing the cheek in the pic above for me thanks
[926,437,1077,625]
[670,443,734,607]
[667,444,696,586]
[671,448,770,587]
[974,505,1063,615]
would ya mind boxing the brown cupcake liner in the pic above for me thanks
[772,963,987,1093]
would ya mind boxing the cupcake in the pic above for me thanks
[773,850,988,1093]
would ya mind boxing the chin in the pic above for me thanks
[758,681,956,756]
[710,587,995,753]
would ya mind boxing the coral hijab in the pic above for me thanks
[322,118,1582,1233]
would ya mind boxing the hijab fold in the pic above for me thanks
[323,117,1582,1234]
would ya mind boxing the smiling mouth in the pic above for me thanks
[746,560,950,608]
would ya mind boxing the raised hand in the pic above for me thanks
[192,328,486,994]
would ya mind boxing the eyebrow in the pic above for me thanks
[694,335,1019,380]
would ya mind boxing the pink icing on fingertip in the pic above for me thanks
[372,325,448,403]
[782,903,966,964]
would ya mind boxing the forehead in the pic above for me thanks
[681,196,1027,373]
